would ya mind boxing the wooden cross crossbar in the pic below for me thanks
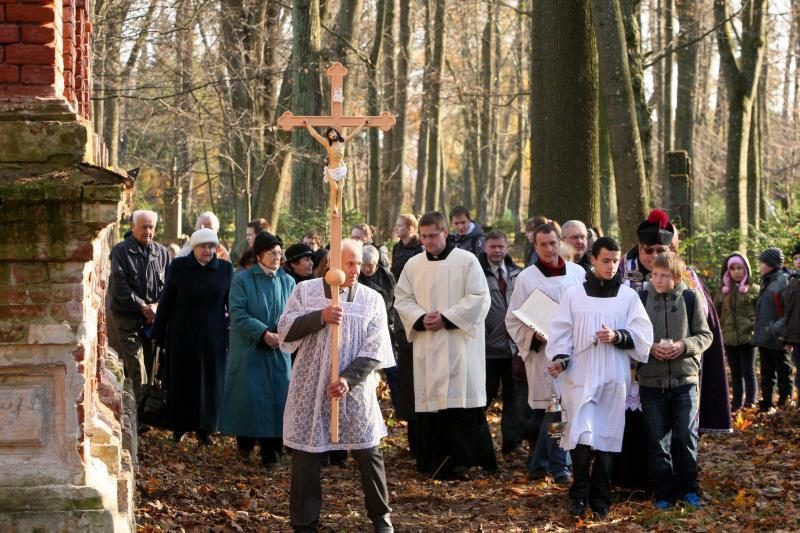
[277,63,396,132]
[277,62,395,444]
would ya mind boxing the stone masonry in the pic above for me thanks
[0,0,135,531]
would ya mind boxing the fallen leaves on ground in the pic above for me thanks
[136,403,800,532]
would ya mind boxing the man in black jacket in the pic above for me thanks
[479,230,523,455]
[108,210,171,409]
[449,205,485,257]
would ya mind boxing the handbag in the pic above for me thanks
[137,346,169,429]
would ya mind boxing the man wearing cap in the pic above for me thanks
[284,243,315,284]
[108,209,171,414]
[753,247,792,411]
[621,209,674,291]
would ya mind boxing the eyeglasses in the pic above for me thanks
[263,250,282,258]
[642,246,669,255]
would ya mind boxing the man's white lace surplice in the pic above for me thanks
[278,279,395,453]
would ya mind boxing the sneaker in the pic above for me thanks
[682,493,702,507]
[553,473,573,485]
[567,498,586,517]
[655,499,671,510]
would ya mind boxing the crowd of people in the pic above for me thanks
[105,204,800,529]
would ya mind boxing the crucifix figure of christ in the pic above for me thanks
[277,62,395,443]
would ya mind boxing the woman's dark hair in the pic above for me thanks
[238,248,255,269]
[591,236,621,257]
[325,127,345,145]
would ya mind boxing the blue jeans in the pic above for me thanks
[641,384,699,501]
[528,409,570,477]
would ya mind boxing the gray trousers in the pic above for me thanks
[290,446,392,532]
[108,312,153,401]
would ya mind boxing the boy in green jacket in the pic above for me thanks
[639,252,712,510]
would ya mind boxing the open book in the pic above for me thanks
[511,288,559,342]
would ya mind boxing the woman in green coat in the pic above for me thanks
[221,232,296,467]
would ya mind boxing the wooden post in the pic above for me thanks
[278,62,395,442]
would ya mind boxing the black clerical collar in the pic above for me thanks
[584,269,623,298]
[426,240,455,261]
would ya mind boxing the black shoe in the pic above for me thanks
[197,431,211,446]
[137,423,151,434]
[372,515,394,533]
[172,430,185,443]
[568,498,587,517]
[590,503,609,519]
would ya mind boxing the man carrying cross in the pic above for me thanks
[278,239,395,533]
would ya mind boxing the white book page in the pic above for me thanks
[511,288,559,341]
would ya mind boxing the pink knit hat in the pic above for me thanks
[722,255,749,294]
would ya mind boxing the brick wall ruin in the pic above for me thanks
[0,0,135,530]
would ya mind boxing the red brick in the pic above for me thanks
[0,23,18,43]
[0,45,5,63]
[0,304,46,321]
[0,6,5,23]
[5,43,55,64]
[6,5,55,24]
[0,63,18,82]
[22,24,55,44]
[21,64,54,84]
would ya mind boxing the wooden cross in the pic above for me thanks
[277,62,395,443]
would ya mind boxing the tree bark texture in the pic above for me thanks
[424,0,446,213]
[290,0,324,212]
[529,0,600,228]
[592,0,648,248]
[714,0,766,246]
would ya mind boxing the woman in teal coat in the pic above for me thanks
[221,232,296,467]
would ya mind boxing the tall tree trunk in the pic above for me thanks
[387,0,411,226]
[379,0,398,241]
[661,0,674,205]
[672,0,699,232]
[424,0,446,213]
[414,0,433,213]
[748,88,761,228]
[175,0,194,225]
[621,0,654,196]
[592,0,648,248]
[477,0,494,223]
[715,0,766,247]
[367,0,386,227]
[529,0,600,227]
[290,0,324,212]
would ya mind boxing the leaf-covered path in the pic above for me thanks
[136,405,800,532]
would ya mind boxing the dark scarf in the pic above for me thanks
[583,269,623,298]
[535,256,566,278]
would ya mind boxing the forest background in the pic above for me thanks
[93,0,800,278]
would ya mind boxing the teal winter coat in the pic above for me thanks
[221,265,296,437]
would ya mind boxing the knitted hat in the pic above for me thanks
[189,228,219,248]
[637,209,675,246]
[253,231,283,257]
[758,247,784,269]
[284,243,313,264]
[722,254,749,294]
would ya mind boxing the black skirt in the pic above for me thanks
[415,407,497,478]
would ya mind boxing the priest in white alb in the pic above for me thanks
[278,239,395,533]
[505,223,585,484]
[546,236,653,519]
[394,211,496,480]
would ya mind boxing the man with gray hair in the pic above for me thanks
[108,210,171,427]
[561,220,591,271]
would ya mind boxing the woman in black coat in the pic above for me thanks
[152,228,233,443]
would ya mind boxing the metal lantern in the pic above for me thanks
[546,393,567,439]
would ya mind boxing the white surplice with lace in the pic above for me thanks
[278,279,395,453]
[545,284,653,452]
